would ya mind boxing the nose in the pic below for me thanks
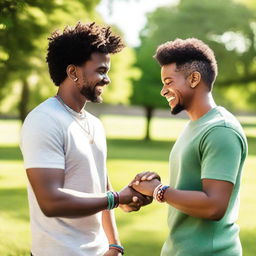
[160,86,169,97]
[103,75,111,85]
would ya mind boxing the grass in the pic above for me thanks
[0,115,255,256]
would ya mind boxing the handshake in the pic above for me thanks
[118,171,162,212]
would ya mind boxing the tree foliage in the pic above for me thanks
[0,0,135,120]
[131,0,256,139]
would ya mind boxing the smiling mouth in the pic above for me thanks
[96,85,105,94]
[166,96,175,102]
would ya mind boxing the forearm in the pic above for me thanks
[164,188,221,220]
[103,178,120,244]
[102,210,120,244]
[40,188,108,217]
[130,173,232,220]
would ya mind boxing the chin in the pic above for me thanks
[171,104,185,115]
[96,97,103,103]
[91,95,103,103]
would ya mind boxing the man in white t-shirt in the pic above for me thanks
[20,22,153,256]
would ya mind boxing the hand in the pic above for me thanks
[128,171,161,187]
[131,178,161,197]
[103,248,122,256]
[118,186,153,212]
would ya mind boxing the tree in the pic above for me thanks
[131,0,256,140]
[0,1,58,121]
[0,0,103,121]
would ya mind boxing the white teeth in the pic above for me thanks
[167,96,175,102]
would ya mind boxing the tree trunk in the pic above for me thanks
[19,78,29,123]
[145,106,153,141]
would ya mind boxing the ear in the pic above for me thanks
[188,71,201,89]
[66,64,78,82]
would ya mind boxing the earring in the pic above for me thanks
[74,77,78,82]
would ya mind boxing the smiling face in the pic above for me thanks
[161,63,194,115]
[77,52,111,103]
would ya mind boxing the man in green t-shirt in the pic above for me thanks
[130,38,248,256]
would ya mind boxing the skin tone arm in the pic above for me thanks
[102,180,121,256]
[130,172,234,220]
[26,168,149,218]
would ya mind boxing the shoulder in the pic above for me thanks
[22,98,66,136]
[24,98,66,125]
[200,126,247,157]
[202,107,247,146]
[211,107,245,134]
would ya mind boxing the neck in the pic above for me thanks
[57,83,86,113]
[186,92,216,121]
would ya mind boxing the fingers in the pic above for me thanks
[128,171,148,187]
[146,172,161,181]
[119,202,141,212]
[143,195,153,205]
[132,196,138,202]
[129,171,161,186]
[133,191,153,206]
[119,192,153,212]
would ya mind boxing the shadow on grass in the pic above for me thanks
[0,187,29,221]
[0,146,22,161]
[107,138,175,161]
[0,136,255,163]
[107,136,256,160]
[121,228,256,256]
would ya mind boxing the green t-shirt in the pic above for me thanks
[161,107,248,256]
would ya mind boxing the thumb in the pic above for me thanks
[132,196,138,202]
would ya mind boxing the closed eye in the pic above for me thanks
[163,77,173,86]
[163,81,173,87]
[97,66,108,74]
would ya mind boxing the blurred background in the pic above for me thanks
[0,0,255,255]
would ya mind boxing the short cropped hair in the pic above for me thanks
[154,38,217,90]
[46,22,125,86]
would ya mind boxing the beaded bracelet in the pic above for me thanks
[106,191,114,210]
[109,244,124,255]
[153,184,170,203]
[106,191,120,210]
[156,185,170,203]
[153,184,163,200]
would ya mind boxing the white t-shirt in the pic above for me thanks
[20,97,109,256]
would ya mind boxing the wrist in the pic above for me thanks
[109,244,124,255]
[153,184,170,203]
[118,187,132,205]
[118,191,125,205]
[106,191,120,210]
[149,179,162,196]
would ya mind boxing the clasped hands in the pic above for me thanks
[118,171,161,212]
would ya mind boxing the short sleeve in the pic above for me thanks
[200,127,243,184]
[20,111,65,169]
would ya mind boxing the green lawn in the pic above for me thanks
[0,115,255,256]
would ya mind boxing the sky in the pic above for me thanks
[97,0,178,47]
